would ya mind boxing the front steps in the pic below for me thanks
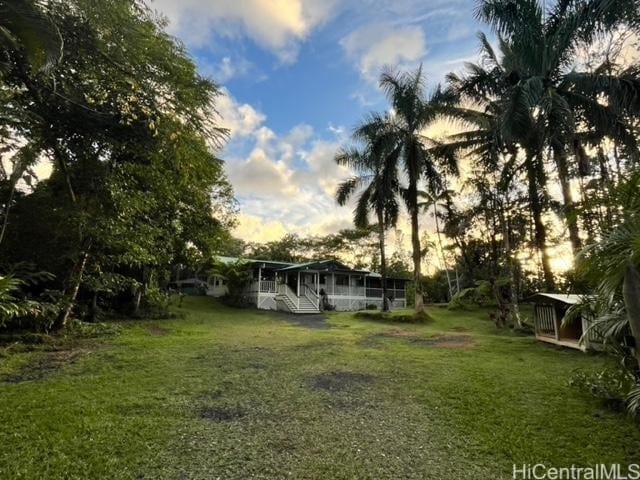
[275,294,319,314]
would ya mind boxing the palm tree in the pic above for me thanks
[367,66,457,314]
[432,60,557,290]
[475,0,640,258]
[335,116,400,311]
[579,173,640,367]
[418,189,456,300]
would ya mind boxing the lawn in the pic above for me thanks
[1,297,638,479]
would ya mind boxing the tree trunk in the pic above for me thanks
[133,289,142,315]
[376,209,389,312]
[553,145,581,257]
[504,212,522,329]
[408,178,424,314]
[51,142,77,203]
[57,250,89,328]
[0,180,17,248]
[433,203,453,300]
[525,154,555,290]
[90,291,98,322]
[623,263,640,371]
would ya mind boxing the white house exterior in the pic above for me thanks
[175,257,408,314]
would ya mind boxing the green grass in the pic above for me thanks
[0,297,638,479]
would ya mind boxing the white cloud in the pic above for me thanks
[228,147,299,197]
[152,0,339,63]
[209,56,253,83]
[341,24,427,79]
[216,89,356,242]
[233,214,289,242]
[216,89,266,139]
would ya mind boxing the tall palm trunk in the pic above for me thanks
[433,203,453,299]
[552,145,581,256]
[376,209,389,312]
[408,178,424,313]
[525,153,555,290]
[504,211,522,328]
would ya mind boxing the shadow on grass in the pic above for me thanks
[353,311,434,324]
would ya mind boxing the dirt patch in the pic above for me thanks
[450,326,471,332]
[354,311,433,324]
[360,330,475,349]
[406,334,475,349]
[199,405,245,422]
[2,349,90,383]
[308,371,375,393]
[268,311,329,330]
[289,340,338,352]
[147,324,171,336]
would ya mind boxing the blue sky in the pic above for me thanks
[153,0,486,242]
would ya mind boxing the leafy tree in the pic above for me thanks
[0,0,234,327]
[0,0,62,74]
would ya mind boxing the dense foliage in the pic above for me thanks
[0,0,234,329]
[331,0,640,413]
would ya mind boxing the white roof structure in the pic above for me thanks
[529,293,589,305]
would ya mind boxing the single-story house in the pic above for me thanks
[529,293,602,351]
[173,256,409,314]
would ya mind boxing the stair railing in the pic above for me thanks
[277,283,299,310]
[303,284,320,310]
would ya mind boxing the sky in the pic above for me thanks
[150,0,486,244]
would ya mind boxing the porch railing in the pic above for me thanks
[259,280,277,293]
[303,284,319,309]
[277,283,299,309]
[325,285,406,299]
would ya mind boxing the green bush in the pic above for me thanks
[448,281,494,310]
[0,275,62,331]
[570,368,637,412]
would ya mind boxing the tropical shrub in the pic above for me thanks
[210,260,253,308]
[570,368,637,413]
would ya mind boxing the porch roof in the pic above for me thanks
[214,255,409,281]
[214,256,296,270]
[277,259,368,274]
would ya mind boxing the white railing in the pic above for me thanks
[277,283,299,309]
[303,284,319,309]
[323,285,406,299]
[259,280,277,293]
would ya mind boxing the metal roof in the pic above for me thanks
[214,256,408,280]
[277,259,362,272]
[214,256,295,267]
[529,293,589,305]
